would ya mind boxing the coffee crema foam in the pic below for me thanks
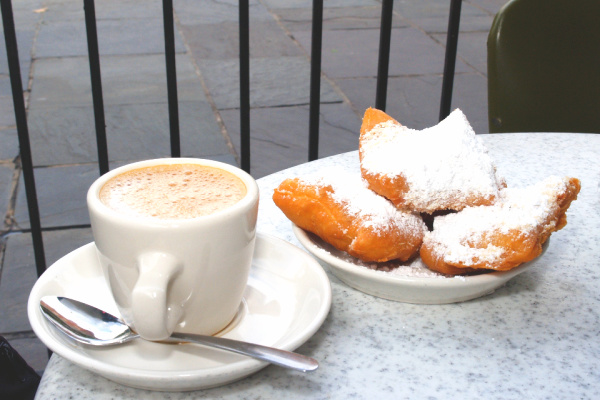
[99,164,247,220]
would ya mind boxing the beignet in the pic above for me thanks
[420,176,581,275]
[359,108,506,214]
[273,169,427,262]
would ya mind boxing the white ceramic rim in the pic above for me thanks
[292,224,547,290]
[87,158,259,228]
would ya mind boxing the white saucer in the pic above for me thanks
[293,224,548,304]
[28,233,331,392]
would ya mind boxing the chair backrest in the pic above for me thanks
[487,0,600,133]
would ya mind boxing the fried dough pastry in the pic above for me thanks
[420,176,581,276]
[360,107,401,135]
[272,169,427,263]
[359,108,506,214]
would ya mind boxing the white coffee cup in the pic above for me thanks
[87,158,259,341]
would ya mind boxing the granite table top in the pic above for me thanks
[35,132,600,399]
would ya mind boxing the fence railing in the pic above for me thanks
[1,0,462,277]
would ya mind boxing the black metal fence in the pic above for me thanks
[1,0,462,277]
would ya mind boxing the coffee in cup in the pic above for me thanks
[87,158,259,341]
[99,164,247,220]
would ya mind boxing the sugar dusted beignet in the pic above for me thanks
[359,108,506,214]
[420,176,581,276]
[272,168,427,263]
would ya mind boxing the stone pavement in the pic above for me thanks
[0,0,507,374]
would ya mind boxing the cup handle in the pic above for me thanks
[131,252,182,340]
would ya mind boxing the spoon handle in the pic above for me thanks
[169,332,318,372]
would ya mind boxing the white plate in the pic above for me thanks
[28,233,331,392]
[293,224,547,304]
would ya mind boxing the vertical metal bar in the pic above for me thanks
[83,0,109,174]
[375,0,394,111]
[162,0,180,157]
[1,0,47,276]
[239,0,250,172]
[439,0,462,121]
[308,0,323,162]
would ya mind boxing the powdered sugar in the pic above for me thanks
[360,109,504,212]
[424,176,571,266]
[297,167,425,234]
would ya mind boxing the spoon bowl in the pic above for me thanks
[40,296,318,372]
[41,296,134,346]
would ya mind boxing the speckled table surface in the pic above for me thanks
[35,133,600,399]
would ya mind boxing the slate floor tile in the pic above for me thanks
[0,95,16,127]
[394,0,461,19]
[181,20,303,61]
[99,101,231,161]
[29,54,206,108]
[0,75,8,96]
[412,13,494,34]
[0,238,38,333]
[0,129,18,161]
[27,101,228,166]
[6,0,46,11]
[0,27,36,78]
[0,163,16,230]
[261,0,380,9]
[280,6,408,32]
[432,30,490,76]
[42,0,164,22]
[13,164,99,229]
[197,56,342,109]
[37,0,86,22]
[339,74,439,129]
[466,0,510,15]
[379,0,497,32]
[174,0,272,25]
[35,18,186,58]
[338,72,488,134]
[97,54,206,104]
[26,105,98,166]
[220,102,360,178]
[450,72,489,133]
[293,26,472,79]
[0,228,93,333]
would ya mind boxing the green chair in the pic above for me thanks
[487,0,600,133]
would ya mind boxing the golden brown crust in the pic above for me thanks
[359,169,408,208]
[420,177,581,276]
[272,177,426,263]
[420,229,542,275]
[358,108,505,214]
[358,108,409,208]
[419,245,479,276]
[540,177,581,242]
[359,107,401,137]
[273,178,353,252]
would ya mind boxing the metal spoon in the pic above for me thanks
[39,296,318,372]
